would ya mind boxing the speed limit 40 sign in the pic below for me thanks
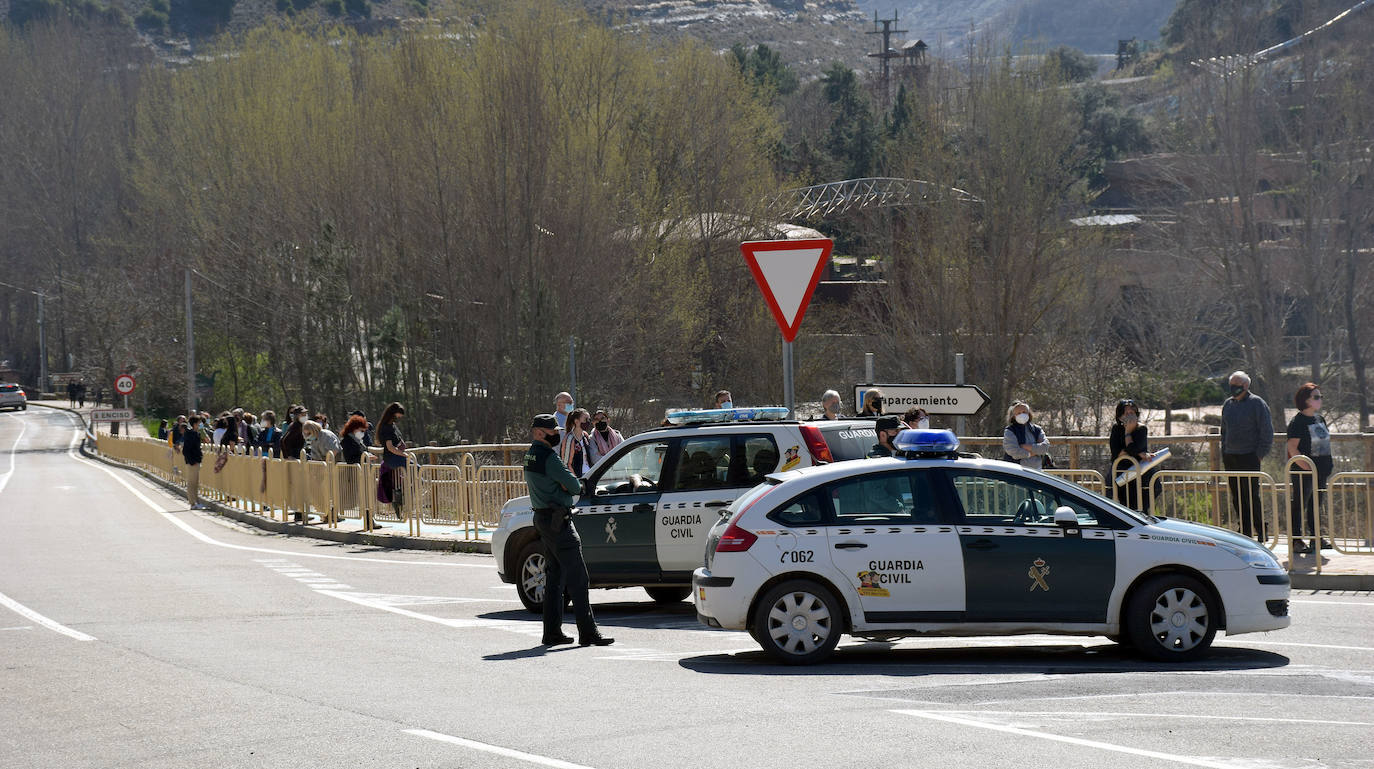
[114,374,136,396]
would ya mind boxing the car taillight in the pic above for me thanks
[714,522,757,552]
[799,425,833,464]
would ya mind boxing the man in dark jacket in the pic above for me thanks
[1221,370,1274,539]
[524,413,613,648]
[183,414,204,510]
[867,416,902,458]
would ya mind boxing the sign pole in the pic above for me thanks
[782,341,795,419]
[955,353,966,436]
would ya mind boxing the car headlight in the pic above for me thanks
[1218,541,1281,569]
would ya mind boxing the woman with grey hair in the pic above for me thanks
[1002,401,1052,469]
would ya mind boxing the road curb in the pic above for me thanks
[40,404,490,555]
[1290,573,1374,590]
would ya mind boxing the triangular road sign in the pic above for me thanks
[740,238,834,343]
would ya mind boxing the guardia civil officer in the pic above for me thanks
[867,416,902,458]
[524,414,614,647]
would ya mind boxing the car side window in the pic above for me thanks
[673,436,733,491]
[824,472,919,523]
[594,440,669,496]
[739,435,782,484]
[769,490,827,526]
[947,470,1100,526]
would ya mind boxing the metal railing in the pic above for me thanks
[93,432,1374,566]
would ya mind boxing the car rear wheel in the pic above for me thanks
[1125,574,1218,661]
[515,540,546,614]
[645,586,692,604]
[751,579,843,665]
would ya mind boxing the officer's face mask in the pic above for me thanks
[545,430,561,447]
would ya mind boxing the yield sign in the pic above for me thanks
[740,238,834,343]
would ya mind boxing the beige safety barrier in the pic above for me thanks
[1152,469,1281,546]
[1043,468,1106,496]
[473,465,528,529]
[1322,471,1374,557]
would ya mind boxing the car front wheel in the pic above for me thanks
[1125,574,1218,661]
[751,579,843,665]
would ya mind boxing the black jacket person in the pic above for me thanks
[523,414,613,648]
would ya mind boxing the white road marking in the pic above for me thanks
[892,709,1248,769]
[2,625,34,631]
[0,412,29,496]
[1291,600,1374,607]
[902,709,1374,727]
[405,729,602,769]
[60,420,493,568]
[0,590,96,642]
[0,415,96,642]
[317,590,525,631]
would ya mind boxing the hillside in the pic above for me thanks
[853,0,1177,54]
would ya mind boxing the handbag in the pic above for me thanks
[383,443,408,469]
[213,450,229,473]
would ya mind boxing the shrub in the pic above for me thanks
[343,0,369,17]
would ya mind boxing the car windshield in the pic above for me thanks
[1039,473,1153,526]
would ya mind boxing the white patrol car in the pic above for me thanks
[494,411,881,612]
[693,429,1291,664]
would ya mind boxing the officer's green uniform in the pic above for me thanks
[523,416,608,645]
[867,443,893,458]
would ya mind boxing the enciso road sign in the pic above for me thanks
[114,374,136,396]
[740,238,834,343]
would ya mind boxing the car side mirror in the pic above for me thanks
[1054,506,1078,527]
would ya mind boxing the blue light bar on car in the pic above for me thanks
[893,428,960,455]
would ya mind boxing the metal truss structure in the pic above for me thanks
[767,177,979,220]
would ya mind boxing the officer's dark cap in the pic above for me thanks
[531,414,558,430]
[876,416,902,431]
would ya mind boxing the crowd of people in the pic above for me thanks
[156,371,1338,550]
[162,401,411,528]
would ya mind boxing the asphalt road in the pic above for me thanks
[3,406,1373,769]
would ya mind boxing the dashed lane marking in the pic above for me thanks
[891,709,1249,769]
[405,729,602,769]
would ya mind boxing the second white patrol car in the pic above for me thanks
[693,429,1291,664]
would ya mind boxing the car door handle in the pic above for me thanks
[833,542,868,550]
[703,500,731,508]
[632,504,654,513]
[965,539,998,551]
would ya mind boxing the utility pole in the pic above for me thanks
[37,292,48,393]
[185,269,196,413]
[867,11,907,110]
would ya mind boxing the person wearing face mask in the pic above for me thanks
[714,390,734,410]
[377,402,409,519]
[553,391,574,430]
[587,408,623,466]
[1286,382,1334,554]
[338,414,377,529]
[816,389,842,420]
[280,405,307,460]
[903,407,931,430]
[257,410,281,458]
[1002,401,1051,469]
[858,388,885,417]
[524,413,613,647]
[867,416,903,457]
[1220,370,1273,540]
[1109,399,1157,514]
[340,414,369,464]
[560,408,594,477]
